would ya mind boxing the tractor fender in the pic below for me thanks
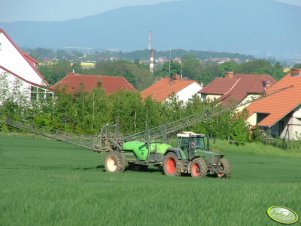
[165,148,182,160]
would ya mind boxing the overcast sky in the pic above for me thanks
[0,0,300,22]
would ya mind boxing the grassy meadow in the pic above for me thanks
[0,134,300,226]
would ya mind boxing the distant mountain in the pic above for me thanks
[1,0,301,57]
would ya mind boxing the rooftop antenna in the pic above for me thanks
[148,31,154,73]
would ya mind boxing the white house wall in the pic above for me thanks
[0,32,46,86]
[203,94,222,102]
[175,82,203,103]
[247,113,257,126]
[293,105,301,118]
[291,106,301,139]
[277,109,301,140]
[236,94,261,112]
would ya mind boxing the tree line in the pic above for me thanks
[0,83,250,144]
[26,48,254,63]
[39,56,288,91]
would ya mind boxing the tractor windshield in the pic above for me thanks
[191,137,206,150]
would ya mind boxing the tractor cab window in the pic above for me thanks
[179,137,189,150]
[190,137,205,150]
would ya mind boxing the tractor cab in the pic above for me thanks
[177,131,209,160]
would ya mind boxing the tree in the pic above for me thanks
[237,59,285,80]
[200,62,220,85]
[109,90,144,134]
[57,50,71,60]
[87,61,154,90]
[228,112,250,144]
[143,97,164,128]
[182,55,204,81]
[28,48,55,61]
[218,61,239,76]
[73,87,109,133]
[158,61,181,77]
[293,63,301,69]
[38,60,72,85]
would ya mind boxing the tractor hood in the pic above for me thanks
[194,149,224,159]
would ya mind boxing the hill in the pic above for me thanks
[1,0,301,57]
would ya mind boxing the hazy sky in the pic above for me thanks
[0,0,300,22]
[0,0,177,22]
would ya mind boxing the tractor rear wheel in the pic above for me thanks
[190,158,207,178]
[217,158,231,178]
[163,152,181,176]
[104,151,125,173]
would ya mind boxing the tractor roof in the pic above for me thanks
[177,131,205,138]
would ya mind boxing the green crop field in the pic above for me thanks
[0,134,300,226]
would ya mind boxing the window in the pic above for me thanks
[30,85,54,102]
[31,86,38,101]
[257,113,269,124]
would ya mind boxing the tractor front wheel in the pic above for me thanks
[104,151,125,173]
[217,158,231,178]
[163,152,181,176]
[190,158,207,178]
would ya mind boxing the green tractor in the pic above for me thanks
[104,131,231,178]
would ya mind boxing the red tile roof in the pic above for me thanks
[141,76,198,101]
[199,77,238,95]
[247,69,301,127]
[52,73,136,95]
[200,74,276,105]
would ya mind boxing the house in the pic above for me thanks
[0,29,53,103]
[199,72,276,111]
[247,69,301,140]
[52,73,136,95]
[141,75,203,103]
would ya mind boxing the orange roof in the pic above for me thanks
[141,76,198,101]
[247,69,301,127]
[52,73,136,95]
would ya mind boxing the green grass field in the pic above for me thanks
[0,134,300,226]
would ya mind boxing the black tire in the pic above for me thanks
[104,151,126,173]
[190,157,207,178]
[217,158,231,178]
[163,152,181,176]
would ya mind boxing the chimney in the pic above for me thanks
[224,71,234,78]
[149,31,155,73]
[290,68,301,77]
[150,49,154,73]
[262,80,271,95]
[266,80,271,88]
